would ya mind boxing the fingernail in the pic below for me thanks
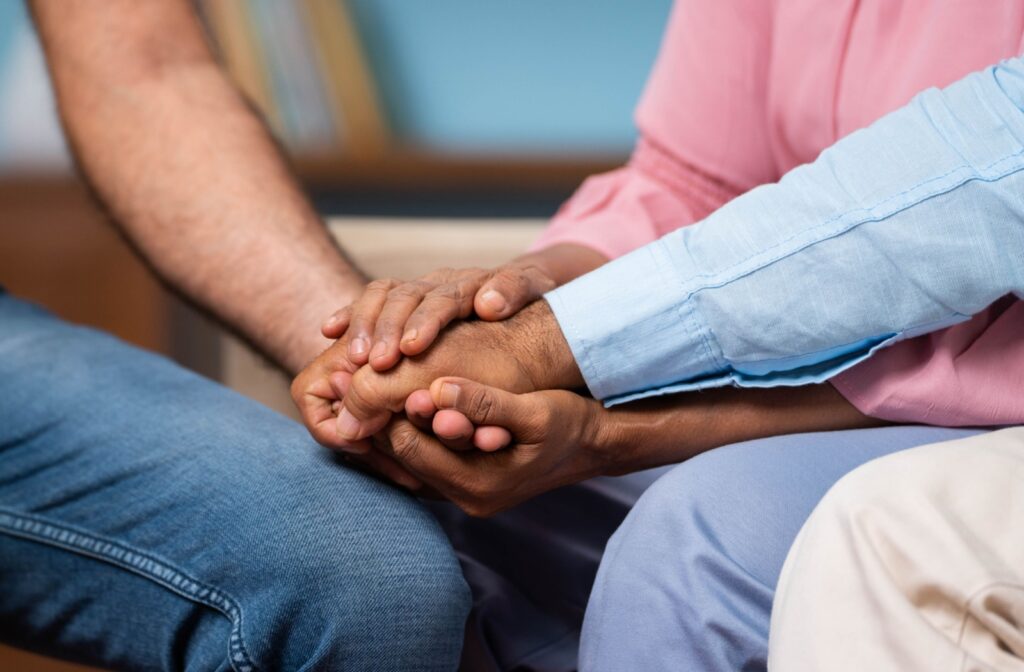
[438,382,460,407]
[401,328,418,344]
[369,341,388,361]
[349,337,368,358]
[336,407,362,439]
[323,314,340,328]
[481,290,507,313]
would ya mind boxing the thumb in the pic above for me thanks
[429,377,535,433]
[475,265,554,321]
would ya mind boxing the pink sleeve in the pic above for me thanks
[531,0,777,258]
[832,298,1024,427]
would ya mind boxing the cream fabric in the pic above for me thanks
[768,428,1024,672]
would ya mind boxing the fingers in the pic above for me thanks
[345,279,400,366]
[321,306,352,339]
[475,264,555,321]
[411,391,510,451]
[473,425,513,452]
[404,389,436,431]
[399,273,484,357]
[430,377,538,433]
[335,367,401,443]
[290,341,360,450]
[431,409,477,450]
[377,418,466,483]
[368,281,433,371]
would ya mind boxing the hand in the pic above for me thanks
[376,377,608,517]
[292,300,584,450]
[403,389,513,452]
[321,262,556,372]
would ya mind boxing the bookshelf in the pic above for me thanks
[197,0,624,201]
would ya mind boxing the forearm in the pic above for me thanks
[514,243,608,287]
[590,384,882,476]
[30,0,363,373]
[550,57,1024,405]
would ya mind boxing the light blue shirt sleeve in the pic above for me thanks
[547,58,1024,406]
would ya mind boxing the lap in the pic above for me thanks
[0,294,468,671]
[770,428,1024,671]
[579,424,984,672]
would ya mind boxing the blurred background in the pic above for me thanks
[0,1,669,667]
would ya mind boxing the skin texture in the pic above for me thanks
[30,0,364,374]
[291,300,585,450]
[293,296,882,514]
[321,243,608,372]
[374,377,881,517]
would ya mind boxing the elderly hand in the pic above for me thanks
[375,377,608,517]
[292,300,584,452]
[320,262,557,372]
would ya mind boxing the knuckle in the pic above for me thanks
[388,424,421,461]
[348,369,384,411]
[388,283,426,301]
[432,283,462,302]
[466,388,496,424]
[368,278,401,293]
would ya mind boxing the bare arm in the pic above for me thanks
[29,0,364,373]
[380,379,882,516]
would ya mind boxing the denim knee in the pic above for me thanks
[247,498,471,671]
[0,295,472,671]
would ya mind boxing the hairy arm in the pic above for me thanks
[30,0,364,373]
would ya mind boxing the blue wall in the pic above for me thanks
[0,1,673,162]
[349,0,672,155]
[0,1,28,114]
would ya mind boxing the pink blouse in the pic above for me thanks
[533,0,1024,427]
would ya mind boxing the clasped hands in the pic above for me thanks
[291,264,606,516]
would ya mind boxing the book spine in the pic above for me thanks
[300,0,390,156]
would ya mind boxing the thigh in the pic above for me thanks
[770,427,1024,672]
[431,466,672,671]
[580,424,984,672]
[0,294,469,671]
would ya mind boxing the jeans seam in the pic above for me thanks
[0,506,259,672]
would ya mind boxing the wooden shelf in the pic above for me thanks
[294,150,623,192]
[0,150,622,198]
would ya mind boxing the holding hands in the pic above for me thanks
[319,261,557,372]
[291,259,591,513]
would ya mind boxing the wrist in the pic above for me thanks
[508,300,584,391]
[515,244,608,287]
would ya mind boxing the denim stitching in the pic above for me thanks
[0,507,259,672]
[680,149,1024,295]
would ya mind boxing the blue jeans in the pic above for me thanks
[0,293,470,671]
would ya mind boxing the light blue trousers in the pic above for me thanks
[438,425,981,671]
